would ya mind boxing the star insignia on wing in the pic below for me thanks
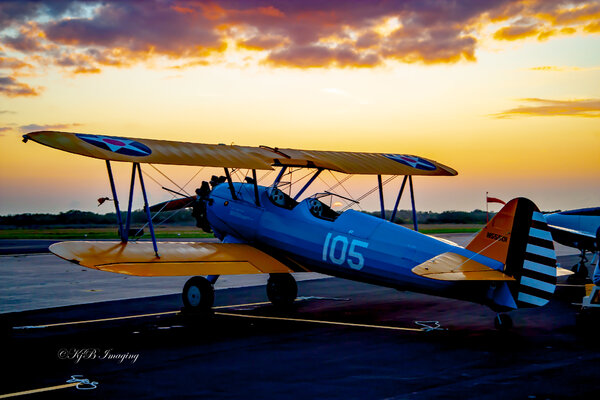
[77,134,152,157]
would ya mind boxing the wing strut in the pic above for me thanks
[377,175,385,219]
[105,160,124,239]
[273,166,287,187]
[390,176,408,223]
[251,169,260,206]
[105,161,160,258]
[124,163,137,241]
[137,163,159,258]
[224,168,237,200]
[293,168,323,200]
[378,175,418,231]
[409,176,418,231]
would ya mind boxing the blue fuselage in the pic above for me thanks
[206,183,504,307]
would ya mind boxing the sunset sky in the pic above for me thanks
[1,0,599,215]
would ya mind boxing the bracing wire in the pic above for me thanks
[340,175,398,212]
[149,164,191,197]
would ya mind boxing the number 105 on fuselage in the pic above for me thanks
[322,233,369,270]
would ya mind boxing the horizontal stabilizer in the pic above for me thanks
[50,241,296,276]
[412,252,515,281]
[557,267,575,277]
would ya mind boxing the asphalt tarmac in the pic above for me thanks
[0,237,596,399]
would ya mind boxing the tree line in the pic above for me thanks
[0,208,491,228]
[0,209,195,228]
[364,209,490,225]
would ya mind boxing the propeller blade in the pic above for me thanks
[149,196,195,213]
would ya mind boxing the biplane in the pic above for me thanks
[23,131,560,329]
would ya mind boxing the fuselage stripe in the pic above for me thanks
[527,236,554,249]
[525,243,556,259]
[524,252,556,267]
[520,276,556,293]
[531,212,546,223]
[528,227,553,241]
[530,220,549,230]
[517,292,550,306]
[520,269,557,284]
[518,284,554,300]
[522,260,556,277]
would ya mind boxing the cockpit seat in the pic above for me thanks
[270,188,286,207]
[309,199,323,217]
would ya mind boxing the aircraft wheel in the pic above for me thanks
[568,262,590,284]
[182,276,214,314]
[494,313,513,331]
[267,273,297,309]
[573,263,589,280]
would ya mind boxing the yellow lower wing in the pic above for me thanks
[50,241,296,277]
[411,252,514,281]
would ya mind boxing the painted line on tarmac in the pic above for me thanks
[12,301,274,330]
[214,311,423,332]
[12,299,417,332]
[0,383,77,398]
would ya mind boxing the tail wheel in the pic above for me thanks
[182,276,214,313]
[494,313,513,331]
[267,273,297,309]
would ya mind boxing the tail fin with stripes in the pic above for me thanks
[466,198,557,308]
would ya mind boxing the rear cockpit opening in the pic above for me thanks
[268,187,298,209]
[307,198,339,221]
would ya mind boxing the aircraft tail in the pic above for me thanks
[466,198,557,308]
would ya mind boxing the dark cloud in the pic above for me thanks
[237,36,287,51]
[0,0,598,86]
[53,51,101,74]
[494,98,600,118]
[267,45,381,68]
[0,75,41,97]
[0,1,94,28]
[0,56,32,70]
[18,122,82,133]
[44,2,222,55]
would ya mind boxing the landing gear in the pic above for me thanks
[182,276,215,314]
[567,249,590,283]
[267,273,297,309]
[494,313,513,331]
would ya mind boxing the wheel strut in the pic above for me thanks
[494,313,513,331]
[267,273,297,309]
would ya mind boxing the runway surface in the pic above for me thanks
[0,236,596,399]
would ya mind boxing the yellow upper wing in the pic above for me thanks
[50,241,304,276]
[24,131,457,176]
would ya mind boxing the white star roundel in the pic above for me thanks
[76,134,152,157]
[383,154,436,171]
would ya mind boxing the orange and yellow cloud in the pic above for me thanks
[494,98,600,118]
[1,0,599,97]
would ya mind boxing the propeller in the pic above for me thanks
[148,196,195,213]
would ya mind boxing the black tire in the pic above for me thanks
[182,276,214,314]
[494,313,513,331]
[267,273,297,309]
